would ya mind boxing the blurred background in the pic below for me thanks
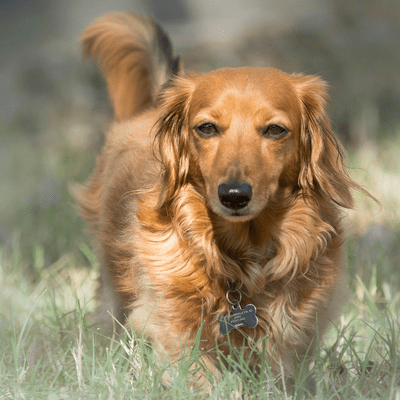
[0,0,399,275]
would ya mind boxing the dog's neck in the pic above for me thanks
[168,184,287,295]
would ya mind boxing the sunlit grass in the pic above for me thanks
[1,236,399,398]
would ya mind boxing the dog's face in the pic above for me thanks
[187,68,302,221]
[156,67,354,219]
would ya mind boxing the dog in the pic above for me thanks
[75,12,369,386]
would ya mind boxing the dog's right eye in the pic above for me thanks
[195,123,219,137]
[262,124,288,138]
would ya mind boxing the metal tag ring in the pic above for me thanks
[226,289,242,305]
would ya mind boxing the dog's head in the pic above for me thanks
[156,67,356,220]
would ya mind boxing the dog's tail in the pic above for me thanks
[81,12,181,120]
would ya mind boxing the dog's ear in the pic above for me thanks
[155,76,196,209]
[293,74,357,209]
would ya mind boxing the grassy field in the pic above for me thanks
[1,19,400,397]
[1,128,399,399]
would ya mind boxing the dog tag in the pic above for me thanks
[219,303,259,335]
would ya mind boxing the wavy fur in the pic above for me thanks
[75,12,370,387]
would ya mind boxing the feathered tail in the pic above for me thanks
[81,12,180,120]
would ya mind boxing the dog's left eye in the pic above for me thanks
[195,123,219,137]
[262,124,288,138]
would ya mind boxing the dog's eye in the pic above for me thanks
[262,124,288,138]
[195,123,219,137]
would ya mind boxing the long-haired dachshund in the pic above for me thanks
[75,12,369,386]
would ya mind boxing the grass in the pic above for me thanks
[1,236,399,399]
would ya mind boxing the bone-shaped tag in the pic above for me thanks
[219,303,258,335]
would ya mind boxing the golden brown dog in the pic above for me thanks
[75,12,369,385]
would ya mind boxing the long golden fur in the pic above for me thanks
[75,12,368,385]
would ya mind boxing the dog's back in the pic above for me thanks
[82,12,180,120]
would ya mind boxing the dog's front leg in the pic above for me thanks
[128,301,220,390]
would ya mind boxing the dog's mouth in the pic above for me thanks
[219,207,256,222]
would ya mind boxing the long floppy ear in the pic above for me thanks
[154,75,196,209]
[293,74,359,209]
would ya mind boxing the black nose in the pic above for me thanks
[218,181,252,210]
